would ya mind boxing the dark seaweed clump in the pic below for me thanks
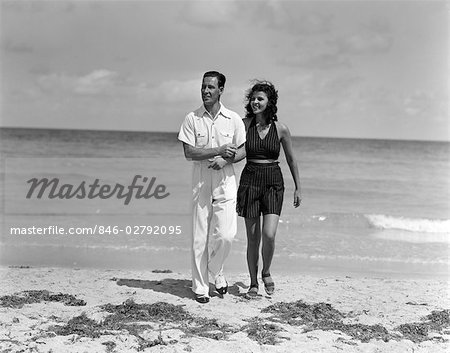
[184,316,238,340]
[102,299,237,340]
[10,290,446,347]
[242,317,286,345]
[396,310,450,343]
[52,311,168,351]
[0,290,86,308]
[51,301,180,350]
[262,301,343,326]
[261,300,449,344]
[308,321,391,343]
[51,299,237,349]
[262,300,390,343]
[52,313,104,338]
[101,299,192,325]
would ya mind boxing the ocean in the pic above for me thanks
[1,127,449,277]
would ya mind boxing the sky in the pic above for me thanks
[0,0,448,140]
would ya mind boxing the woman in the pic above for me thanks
[237,80,301,296]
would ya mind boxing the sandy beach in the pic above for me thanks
[0,266,448,353]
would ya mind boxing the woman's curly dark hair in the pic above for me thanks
[244,80,278,122]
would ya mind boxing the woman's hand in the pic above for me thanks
[208,157,229,170]
[293,189,302,208]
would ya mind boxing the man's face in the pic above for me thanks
[201,76,223,106]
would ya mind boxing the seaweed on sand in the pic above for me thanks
[51,299,237,348]
[101,341,116,353]
[242,317,286,345]
[0,290,86,308]
[101,299,193,325]
[51,310,170,350]
[50,301,175,349]
[102,299,237,340]
[396,309,450,343]
[426,310,450,329]
[262,300,343,326]
[261,300,450,343]
[136,333,168,351]
[184,317,238,340]
[51,300,191,336]
[262,300,392,343]
[307,321,392,343]
[52,313,104,338]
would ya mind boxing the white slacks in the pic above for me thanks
[191,161,237,296]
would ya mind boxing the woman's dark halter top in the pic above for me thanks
[245,118,281,160]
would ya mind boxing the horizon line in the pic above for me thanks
[1,125,449,143]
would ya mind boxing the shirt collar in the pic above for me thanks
[200,103,232,120]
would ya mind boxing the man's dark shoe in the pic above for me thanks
[195,294,210,304]
[217,284,228,295]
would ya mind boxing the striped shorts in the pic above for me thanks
[236,162,284,218]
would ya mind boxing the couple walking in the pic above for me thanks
[178,71,301,304]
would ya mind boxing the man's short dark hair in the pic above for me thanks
[203,71,226,88]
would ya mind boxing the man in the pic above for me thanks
[178,71,246,304]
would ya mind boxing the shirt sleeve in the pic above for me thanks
[233,115,246,147]
[178,113,196,147]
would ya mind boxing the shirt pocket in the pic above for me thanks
[219,130,233,144]
[195,129,208,147]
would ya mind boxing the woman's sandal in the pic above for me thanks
[246,284,259,298]
[262,273,275,295]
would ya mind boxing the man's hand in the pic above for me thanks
[293,189,302,208]
[208,157,229,170]
[218,144,237,159]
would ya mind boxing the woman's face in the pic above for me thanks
[250,91,269,115]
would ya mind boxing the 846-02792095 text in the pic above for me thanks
[10,225,183,236]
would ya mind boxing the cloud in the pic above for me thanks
[338,32,392,55]
[282,12,331,35]
[275,71,374,120]
[277,15,392,69]
[34,72,206,107]
[403,91,447,120]
[136,78,247,115]
[37,73,76,94]
[145,79,200,103]
[2,1,45,13]
[336,20,393,55]
[253,1,331,35]
[279,51,351,70]
[74,70,120,95]
[29,65,51,75]
[63,2,76,13]
[36,70,125,96]
[180,0,239,27]
[179,0,331,35]
[3,40,33,54]
[2,1,80,14]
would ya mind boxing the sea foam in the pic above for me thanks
[366,214,450,234]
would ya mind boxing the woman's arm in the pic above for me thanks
[183,143,237,161]
[277,122,302,207]
[227,118,251,163]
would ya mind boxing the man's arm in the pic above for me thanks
[208,143,246,170]
[182,143,237,161]
[227,116,247,163]
[230,143,246,163]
